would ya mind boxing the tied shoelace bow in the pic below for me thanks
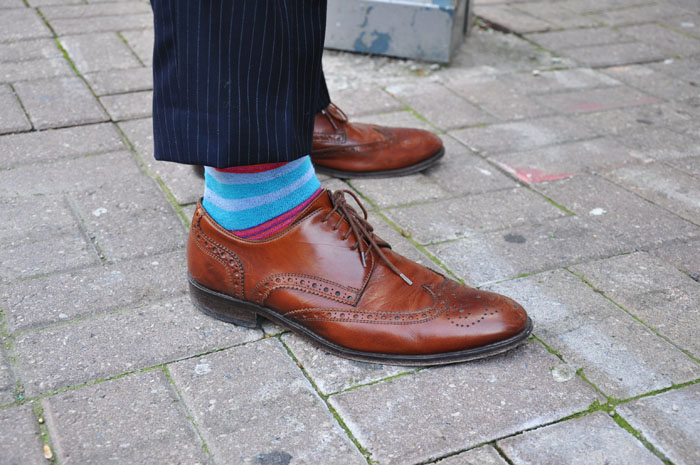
[320,103,349,131]
[323,190,413,286]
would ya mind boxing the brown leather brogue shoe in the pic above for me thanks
[187,190,531,365]
[311,103,445,178]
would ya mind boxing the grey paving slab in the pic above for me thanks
[60,32,142,74]
[498,411,663,465]
[0,38,62,62]
[329,341,599,465]
[573,103,695,137]
[50,14,153,36]
[0,349,16,406]
[662,13,700,39]
[672,154,700,177]
[592,4,692,27]
[450,116,596,156]
[330,87,403,117]
[525,27,630,52]
[0,0,26,8]
[119,117,202,205]
[349,173,450,208]
[355,110,436,133]
[0,84,31,134]
[385,187,566,245]
[428,215,627,286]
[618,384,700,465]
[512,2,600,29]
[13,77,108,130]
[650,238,700,278]
[0,122,123,169]
[100,90,152,121]
[432,446,508,465]
[571,252,700,357]
[0,8,52,42]
[565,42,669,67]
[606,162,700,224]
[0,194,99,281]
[536,175,700,248]
[119,28,154,67]
[282,332,415,395]
[367,212,440,272]
[532,86,660,114]
[621,23,700,57]
[487,270,700,399]
[602,63,700,101]
[555,0,659,14]
[169,338,367,465]
[40,2,152,19]
[84,67,152,96]
[423,136,518,196]
[0,249,186,333]
[42,370,210,465]
[0,405,46,465]
[478,4,554,33]
[14,296,262,396]
[496,68,622,95]
[491,138,634,183]
[618,128,699,161]
[386,82,494,130]
[1,56,75,85]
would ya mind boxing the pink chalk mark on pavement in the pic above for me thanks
[496,162,574,184]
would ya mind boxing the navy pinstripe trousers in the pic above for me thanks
[150,0,331,168]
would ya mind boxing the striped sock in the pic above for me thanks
[202,156,322,240]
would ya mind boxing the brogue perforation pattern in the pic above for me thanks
[252,273,360,305]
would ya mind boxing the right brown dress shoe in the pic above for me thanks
[187,190,532,366]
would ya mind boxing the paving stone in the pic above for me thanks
[606,162,700,224]
[571,252,700,356]
[592,4,691,27]
[60,32,142,74]
[565,42,669,67]
[487,270,700,398]
[532,86,660,114]
[618,127,699,161]
[0,0,25,7]
[491,138,634,183]
[0,194,99,281]
[498,411,663,465]
[349,173,449,208]
[512,3,599,29]
[0,122,123,169]
[621,23,700,57]
[0,84,31,134]
[120,118,202,205]
[0,38,62,62]
[50,13,153,36]
[367,212,440,272]
[13,77,108,130]
[525,27,630,52]
[617,384,700,465]
[573,103,695,136]
[422,136,517,196]
[385,187,566,245]
[428,215,627,286]
[601,64,700,100]
[661,13,700,39]
[14,296,262,396]
[84,67,153,96]
[282,332,415,395]
[119,28,154,67]
[497,68,622,95]
[0,406,46,465]
[329,341,599,465]
[40,2,152,19]
[1,56,75,84]
[355,110,436,133]
[42,370,210,465]
[0,349,16,405]
[0,8,52,42]
[330,87,403,117]
[432,446,508,465]
[536,175,700,248]
[169,338,367,465]
[650,238,700,277]
[555,0,657,14]
[0,249,186,333]
[478,4,554,33]
[100,90,152,121]
[386,82,494,130]
[450,116,596,156]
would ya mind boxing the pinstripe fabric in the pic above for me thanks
[151,0,331,168]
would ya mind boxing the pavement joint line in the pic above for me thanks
[492,443,516,465]
[323,368,423,398]
[64,193,110,264]
[381,88,448,135]
[7,82,34,131]
[161,365,216,463]
[277,335,377,465]
[116,31,147,67]
[31,401,59,465]
[611,411,676,465]
[565,267,700,364]
[0,144,129,172]
[378,186,516,213]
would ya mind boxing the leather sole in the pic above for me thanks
[188,273,533,366]
[312,146,445,179]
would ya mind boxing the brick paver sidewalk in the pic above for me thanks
[1,0,699,464]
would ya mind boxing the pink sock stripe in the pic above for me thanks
[216,162,287,174]
[233,188,322,239]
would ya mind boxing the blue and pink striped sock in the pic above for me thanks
[202,156,322,240]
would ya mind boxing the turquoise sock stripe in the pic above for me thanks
[202,156,321,231]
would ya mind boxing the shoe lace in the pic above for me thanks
[323,190,413,286]
[320,103,349,131]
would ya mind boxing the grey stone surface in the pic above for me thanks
[385,187,566,245]
[350,173,449,208]
[14,296,262,396]
[0,56,75,83]
[40,2,152,19]
[0,406,46,465]
[282,332,415,395]
[531,86,660,114]
[169,338,367,465]
[0,84,31,134]
[331,87,403,116]
[84,67,153,96]
[618,127,699,161]
[478,4,553,33]
[650,238,700,277]
[13,77,108,130]
[0,122,123,169]
[100,90,152,121]
[592,3,691,27]
[330,341,599,465]
[496,68,621,95]
[621,23,700,57]
[0,8,52,42]
[573,103,695,137]
[367,212,440,272]
[513,2,599,29]
[498,412,663,465]
[0,38,62,62]
[525,27,630,52]
[433,446,508,465]
[60,32,142,74]
[0,249,186,333]
[43,370,210,465]
[120,28,154,67]
[565,42,669,67]
[602,64,700,101]
[50,14,153,36]
[0,349,15,405]
[487,270,700,399]
[571,252,700,357]
[617,384,700,465]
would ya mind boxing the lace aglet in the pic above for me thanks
[400,273,413,286]
[361,251,367,268]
